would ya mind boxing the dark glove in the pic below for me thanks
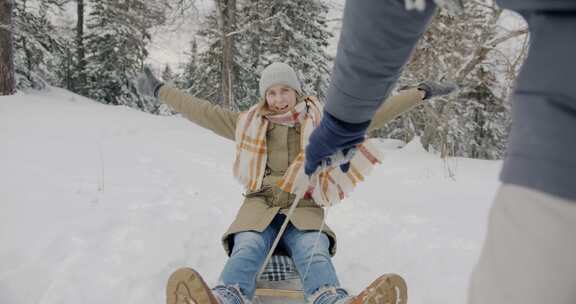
[305,111,370,176]
[136,66,163,98]
[417,81,458,100]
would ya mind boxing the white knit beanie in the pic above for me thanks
[259,62,302,98]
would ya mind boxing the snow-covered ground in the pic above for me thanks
[0,88,501,304]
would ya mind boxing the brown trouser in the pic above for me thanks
[468,184,576,304]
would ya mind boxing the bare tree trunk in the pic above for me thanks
[0,0,16,95]
[250,0,260,71]
[76,0,86,95]
[217,0,236,110]
[20,0,33,76]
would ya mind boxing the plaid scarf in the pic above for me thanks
[233,97,383,207]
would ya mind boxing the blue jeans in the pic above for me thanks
[218,214,341,301]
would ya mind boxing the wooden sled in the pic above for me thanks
[253,255,305,304]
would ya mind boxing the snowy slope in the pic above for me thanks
[0,88,500,304]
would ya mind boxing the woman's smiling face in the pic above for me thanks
[265,84,297,114]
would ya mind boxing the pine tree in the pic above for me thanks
[256,0,332,99]
[13,0,66,90]
[83,0,164,110]
[162,64,175,83]
[188,11,231,107]
[55,29,76,91]
[189,0,332,110]
[74,0,87,95]
[371,1,526,160]
[177,38,198,90]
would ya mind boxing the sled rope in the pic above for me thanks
[257,168,331,282]
[257,191,305,280]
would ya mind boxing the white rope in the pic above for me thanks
[257,191,305,279]
[256,168,331,283]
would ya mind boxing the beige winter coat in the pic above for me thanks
[158,86,424,256]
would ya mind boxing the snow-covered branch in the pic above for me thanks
[0,24,13,32]
[225,13,281,37]
[470,0,499,13]
[325,18,342,23]
[457,26,527,81]
[488,28,528,47]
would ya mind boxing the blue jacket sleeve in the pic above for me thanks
[325,0,436,123]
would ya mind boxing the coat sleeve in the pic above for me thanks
[324,0,436,123]
[367,88,425,132]
[158,86,239,141]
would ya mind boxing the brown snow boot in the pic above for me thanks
[166,267,220,304]
[348,274,408,304]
